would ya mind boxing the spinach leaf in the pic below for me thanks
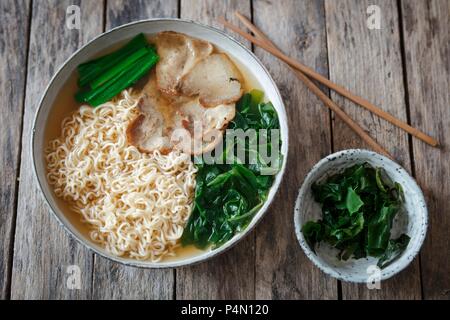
[302,221,324,252]
[330,212,365,245]
[377,234,410,268]
[181,90,282,249]
[236,93,251,113]
[312,182,342,203]
[366,204,399,256]
[258,102,279,129]
[302,162,409,268]
[233,164,259,190]
[345,187,364,214]
[207,170,233,188]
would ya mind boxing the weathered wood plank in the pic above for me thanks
[176,0,255,300]
[253,0,337,299]
[324,0,421,299]
[10,0,103,299]
[0,0,31,300]
[92,257,174,299]
[106,0,178,31]
[90,0,178,300]
[401,0,450,300]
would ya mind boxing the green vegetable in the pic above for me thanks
[346,187,364,215]
[78,33,148,87]
[76,51,159,106]
[302,163,410,268]
[181,90,282,248]
[90,46,153,89]
[75,33,159,107]
[377,234,411,268]
[302,221,324,252]
[366,204,399,256]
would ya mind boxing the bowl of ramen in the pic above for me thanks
[32,19,288,267]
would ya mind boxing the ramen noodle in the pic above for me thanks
[46,90,197,261]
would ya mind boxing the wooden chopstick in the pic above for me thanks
[218,15,392,158]
[218,14,439,148]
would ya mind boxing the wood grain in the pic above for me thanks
[4,0,449,300]
[90,0,178,300]
[10,0,103,299]
[0,0,31,299]
[176,0,255,300]
[92,257,174,299]
[324,0,422,299]
[401,0,450,300]
[252,0,337,299]
[106,0,178,31]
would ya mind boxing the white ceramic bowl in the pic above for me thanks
[32,19,288,268]
[294,149,427,282]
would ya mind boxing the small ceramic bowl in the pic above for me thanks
[294,149,428,283]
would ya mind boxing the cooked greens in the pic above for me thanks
[181,90,282,248]
[302,163,410,268]
[76,33,159,107]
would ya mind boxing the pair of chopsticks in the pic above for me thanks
[218,13,439,158]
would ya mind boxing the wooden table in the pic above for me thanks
[1,0,448,300]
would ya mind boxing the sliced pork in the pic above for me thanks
[155,31,213,95]
[179,53,244,107]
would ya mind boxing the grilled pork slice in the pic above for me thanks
[126,113,171,154]
[126,73,174,154]
[155,31,213,95]
[171,99,236,155]
[179,53,244,107]
[127,69,236,155]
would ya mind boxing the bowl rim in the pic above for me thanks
[293,149,428,283]
[31,18,289,268]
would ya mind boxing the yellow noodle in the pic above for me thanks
[45,90,196,262]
